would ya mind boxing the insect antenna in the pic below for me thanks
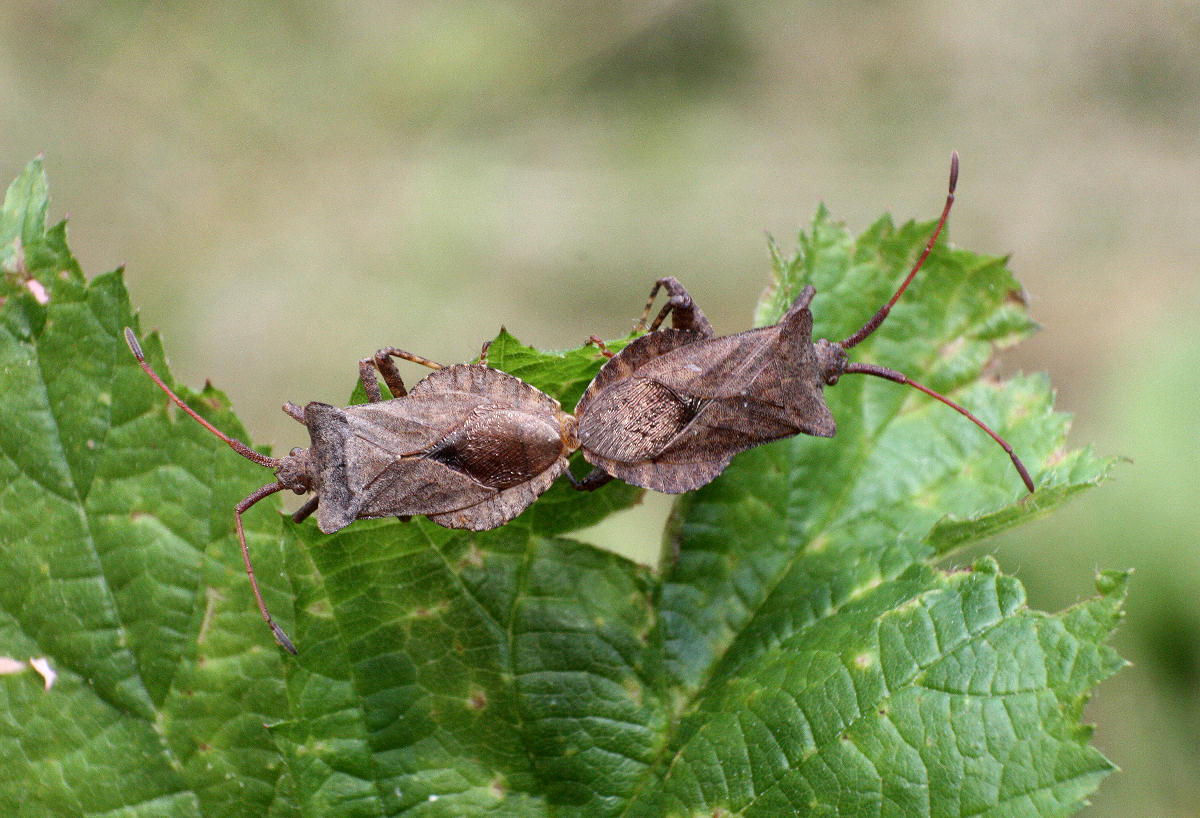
[840,151,958,350]
[842,360,1035,493]
[235,483,298,654]
[124,328,280,469]
[124,328,298,654]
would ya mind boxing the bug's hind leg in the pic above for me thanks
[358,358,386,402]
[368,347,445,399]
[566,465,614,492]
[639,277,715,337]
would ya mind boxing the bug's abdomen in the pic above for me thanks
[577,377,701,463]
[426,407,566,490]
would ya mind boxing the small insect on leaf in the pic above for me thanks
[124,328,579,653]
[572,153,1035,496]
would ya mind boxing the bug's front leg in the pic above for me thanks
[292,495,319,523]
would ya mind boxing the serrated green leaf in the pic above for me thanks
[627,561,1126,817]
[271,518,665,816]
[0,159,1122,817]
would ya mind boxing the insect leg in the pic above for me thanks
[234,482,298,654]
[291,494,319,523]
[638,277,715,336]
[566,464,615,492]
[585,335,615,359]
[358,358,385,402]
[282,401,306,423]
[373,347,445,398]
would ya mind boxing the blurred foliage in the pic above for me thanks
[2,2,1198,813]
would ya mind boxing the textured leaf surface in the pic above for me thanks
[0,159,1121,816]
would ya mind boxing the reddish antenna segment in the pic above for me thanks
[833,153,1034,493]
[840,151,959,351]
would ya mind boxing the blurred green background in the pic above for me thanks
[2,3,1196,814]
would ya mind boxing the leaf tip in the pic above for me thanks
[1095,568,1132,599]
[971,555,1002,575]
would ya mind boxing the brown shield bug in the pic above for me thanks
[572,152,1035,495]
[124,329,579,653]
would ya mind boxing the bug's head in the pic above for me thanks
[815,338,849,386]
[274,447,312,495]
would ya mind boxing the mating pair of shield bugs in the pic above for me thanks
[126,152,1034,653]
